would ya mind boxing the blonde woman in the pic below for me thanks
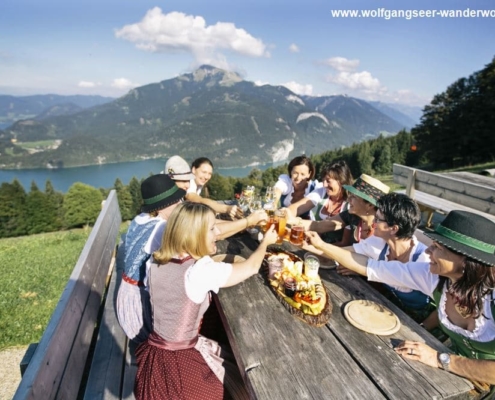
[134,202,278,400]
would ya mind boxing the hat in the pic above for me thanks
[424,210,495,267]
[163,155,195,181]
[343,174,390,206]
[141,174,186,213]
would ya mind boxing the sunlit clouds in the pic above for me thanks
[282,81,313,96]
[324,56,384,94]
[289,44,300,53]
[78,81,100,88]
[111,78,139,90]
[115,8,269,67]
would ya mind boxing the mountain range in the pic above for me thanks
[0,65,421,169]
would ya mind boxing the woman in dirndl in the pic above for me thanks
[134,202,278,400]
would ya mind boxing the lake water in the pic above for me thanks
[0,159,285,192]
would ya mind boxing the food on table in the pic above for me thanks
[265,251,327,316]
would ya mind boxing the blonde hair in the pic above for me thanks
[153,202,215,264]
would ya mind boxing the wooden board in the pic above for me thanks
[393,164,495,216]
[14,190,122,400]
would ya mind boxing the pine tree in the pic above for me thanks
[128,177,142,217]
[0,179,28,237]
[114,178,134,221]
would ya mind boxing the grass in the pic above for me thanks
[0,229,91,349]
[17,140,59,150]
[0,222,129,350]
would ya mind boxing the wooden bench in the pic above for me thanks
[14,190,136,400]
[393,163,495,227]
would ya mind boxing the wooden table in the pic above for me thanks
[215,234,475,400]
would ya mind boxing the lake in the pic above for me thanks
[0,159,285,192]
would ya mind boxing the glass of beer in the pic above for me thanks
[290,224,305,246]
[274,209,286,244]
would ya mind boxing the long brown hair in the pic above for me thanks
[437,256,495,318]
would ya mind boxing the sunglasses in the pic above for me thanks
[374,215,388,224]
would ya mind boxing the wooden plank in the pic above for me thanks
[14,191,122,400]
[217,274,386,400]
[122,341,137,400]
[322,270,473,399]
[396,189,495,223]
[393,164,495,215]
[445,171,495,189]
[83,252,127,400]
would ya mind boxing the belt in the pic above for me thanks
[122,273,144,287]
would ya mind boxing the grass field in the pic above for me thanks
[0,229,91,349]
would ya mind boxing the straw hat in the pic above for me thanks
[343,174,390,206]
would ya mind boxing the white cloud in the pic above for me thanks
[282,81,313,96]
[115,8,269,66]
[254,80,268,86]
[289,43,300,53]
[326,71,383,93]
[78,81,98,88]
[323,57,359,72]
[111,78,139,90]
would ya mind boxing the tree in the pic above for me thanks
[114,178,134,221]
[63,183,103,228]
[128,177,142,216]
[45,180,64,230]
[0,179,28,237]
[25,181,59,234]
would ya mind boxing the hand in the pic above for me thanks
[305,231,324,249]
[262,225,278,246]
[283,208,297,224]
[394,340,439,369]
[227,205,239,220]
[301,241,319,253]
[336,265,357,276]
[248,210,268,226]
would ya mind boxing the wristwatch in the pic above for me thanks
[438,352,451,371]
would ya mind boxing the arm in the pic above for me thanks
[287,196,316,217]
[395,341,495,385]
[222,225,278,287]
[186,192,237,218]
[216,210,267,240]
[304,231,369,276]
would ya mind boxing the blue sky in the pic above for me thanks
[1,0,494,107]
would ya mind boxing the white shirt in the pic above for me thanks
[273,174,320,207]
[366,259,495,342]
[185,256,233,303]
[355,235,429,293]
[305,186,347,220]
[187,179,202,195]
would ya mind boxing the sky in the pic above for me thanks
[1,0,494,108]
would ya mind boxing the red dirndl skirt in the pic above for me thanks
[134,339,224,400]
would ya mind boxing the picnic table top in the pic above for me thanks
[214,233,474,400]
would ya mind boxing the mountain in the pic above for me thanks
[0,94,114,129]
[0,66,408,169]
[368,101,419,129]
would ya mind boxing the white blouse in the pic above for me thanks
[273,174,319,207]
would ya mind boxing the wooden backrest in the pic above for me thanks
[393,164,495,215]
[14,190,122,400]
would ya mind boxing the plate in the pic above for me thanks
[212,254,246,263]
[344,300,400,335]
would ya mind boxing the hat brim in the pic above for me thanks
[141,188,186,213]
[170,173,195,181]
[343,185,378,206]
[424,230,495,267]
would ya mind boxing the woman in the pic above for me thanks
[116,174,186,344]
[134,202,278,399]
[189,157,213,196]
[332,192,434,322]
[166,155,239,219]
[273,155,319,209]
[305,210,495,390]
[290,173,389,246]
[287,160,352,221]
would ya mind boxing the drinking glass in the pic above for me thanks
[290,224,305,246]
[274,209,287,244]
[304,254,320,278]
